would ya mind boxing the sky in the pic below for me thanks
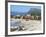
[10,5,41,13]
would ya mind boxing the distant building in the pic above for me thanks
[26,14,31,16]
[15,15,21,19]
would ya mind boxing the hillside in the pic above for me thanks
[11,8,41,16]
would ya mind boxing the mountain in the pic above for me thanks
[11,8,41,16]
[11,12,28,16]
[28,8,41,16]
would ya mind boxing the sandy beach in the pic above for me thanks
[9,18,41,32]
